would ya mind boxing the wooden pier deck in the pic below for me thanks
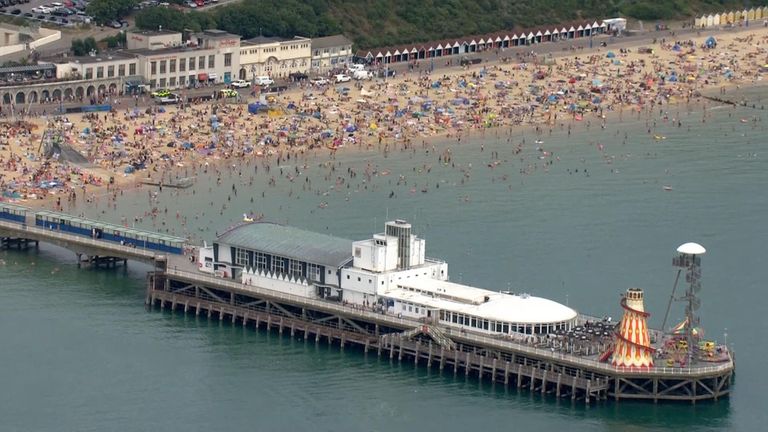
[148,269,735,404]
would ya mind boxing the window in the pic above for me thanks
[307,263,321,281]
[159,78,166,88]
[179,76,185,86]
[129,63,136,75]
[199,56,205,69]
[150,61,156,75]
[169,77,176,87]
[288,259,302,278]
[271,256,285,274]
[159,60,166,74]
[189,57,195,70]
[85,68,93,79]
[415,307,419,314]
[179,59,186,72]
[169,59,176,73]
[354,247,361,258]
[357,277,361,282]
[224,53,232,67]
[235,248,248,266]
[208,55,215,68]
[255,252,267,270]
[107,65,114,77]
[96,67,104,78]
[118,64,125,76]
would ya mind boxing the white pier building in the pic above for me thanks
[199,219,577,336]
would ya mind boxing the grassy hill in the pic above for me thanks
[135,0,768,49]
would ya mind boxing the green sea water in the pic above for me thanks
[1,93,766,431]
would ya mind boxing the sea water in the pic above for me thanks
[1,95,766,431]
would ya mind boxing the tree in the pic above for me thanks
[86,0,137,24]
[71,37,98,56]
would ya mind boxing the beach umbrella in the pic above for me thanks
[705,36,717,48]
[606,51,616,58]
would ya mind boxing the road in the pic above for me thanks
[6,20,758,116]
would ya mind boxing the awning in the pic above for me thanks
[208,73,218,80]
[198,73,208,81]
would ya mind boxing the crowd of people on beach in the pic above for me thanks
[2,27,767,241]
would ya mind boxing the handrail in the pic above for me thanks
[0,220,160,260]
[163,268,734,377]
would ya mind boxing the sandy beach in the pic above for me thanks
[3,26,768,218]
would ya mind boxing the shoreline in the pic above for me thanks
[4,27,768,215]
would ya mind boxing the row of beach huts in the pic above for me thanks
[355,18,627,65]
[695,7,768,28]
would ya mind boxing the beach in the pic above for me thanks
[2,26,767,222]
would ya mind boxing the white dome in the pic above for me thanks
[476,293,577,324]
[677,242,706,255]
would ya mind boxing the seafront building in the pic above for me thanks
[3,17,617,104]
[310,35,354,74]
[238,36,311,80]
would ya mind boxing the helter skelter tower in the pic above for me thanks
[612,288,655,368]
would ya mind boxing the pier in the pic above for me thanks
[0,213,735,404]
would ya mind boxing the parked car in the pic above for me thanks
[151,89,171,98]
[334,74,351,83]
[108,20,122,28]
[10,8,21,14]
[157,94,180,104]
[309,77,328,85]
[219,89,238,98]
[353,70,373,80]
[310,77,328,86]
[230,79,249,88]
[253,76,274,86]
[347,63,365,73]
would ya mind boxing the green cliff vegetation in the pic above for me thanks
[127,0,768,49]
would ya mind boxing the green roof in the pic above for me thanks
[216,222,353,268]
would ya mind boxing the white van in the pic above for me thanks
[254,76,274,86]
[347,63,365,73]
[353,70,372,80]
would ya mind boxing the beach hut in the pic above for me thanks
[694,16,703,28]
[436,44,444,57]
[534,31,542,43]
[527,32,535,45]
[544,30,551,42]
[584,23,592,36]
[551,28,559,41]
[502,35,510,47]
[577,25,584,38]
[494,36,502,48]
[742,9,750,21]
[713,14,721,26]
[451,41,460,55]
[748,8,756,20]
[755,8,762,19]
[568,26,576,39]
[592,21,601,34]
[469,40,477,52]
[706,14,714,27]
[561,27,569,39]
[726,11,735,24]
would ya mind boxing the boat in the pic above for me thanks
[663,185,673,191]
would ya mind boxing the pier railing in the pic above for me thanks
[0,220,161,262]
[164,268,734,377]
